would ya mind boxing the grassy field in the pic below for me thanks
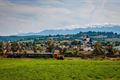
[0,58,120,80]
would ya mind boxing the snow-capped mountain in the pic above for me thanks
[17,24,120,36]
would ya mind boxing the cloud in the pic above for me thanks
[0,0,120,35]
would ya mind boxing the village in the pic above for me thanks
[0,34,120,60]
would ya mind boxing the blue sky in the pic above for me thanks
[0,0,120,35]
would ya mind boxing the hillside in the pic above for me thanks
[0,31,120,42]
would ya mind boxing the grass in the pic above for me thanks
[0,58,120,80]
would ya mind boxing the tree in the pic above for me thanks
[106,43,114,55]
[19,42,26,54]
[46,40,55,52]
[4,42,11,54]
[17,42,23,54]
[32,42,37,53]
[71,40,81,45]
[0,42,4,55]
[93,42,104,55]
[11,42,19,53]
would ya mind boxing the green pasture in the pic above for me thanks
[0,58,120,80]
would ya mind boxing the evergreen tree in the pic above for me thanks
[0,42,3,55]
[93,42,104,55]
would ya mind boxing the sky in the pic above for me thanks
[0,0,120,36]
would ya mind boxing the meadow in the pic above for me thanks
[0,58,120,80]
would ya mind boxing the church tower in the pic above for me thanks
[82,35,93,51]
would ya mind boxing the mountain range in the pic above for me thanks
[18,24,120,36]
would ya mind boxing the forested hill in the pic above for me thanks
[0,31,120,42]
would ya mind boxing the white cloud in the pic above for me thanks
[0,0,120,35]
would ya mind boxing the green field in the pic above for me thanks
[0,58,120,80]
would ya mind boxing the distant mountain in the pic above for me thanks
[17,24,120,36]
